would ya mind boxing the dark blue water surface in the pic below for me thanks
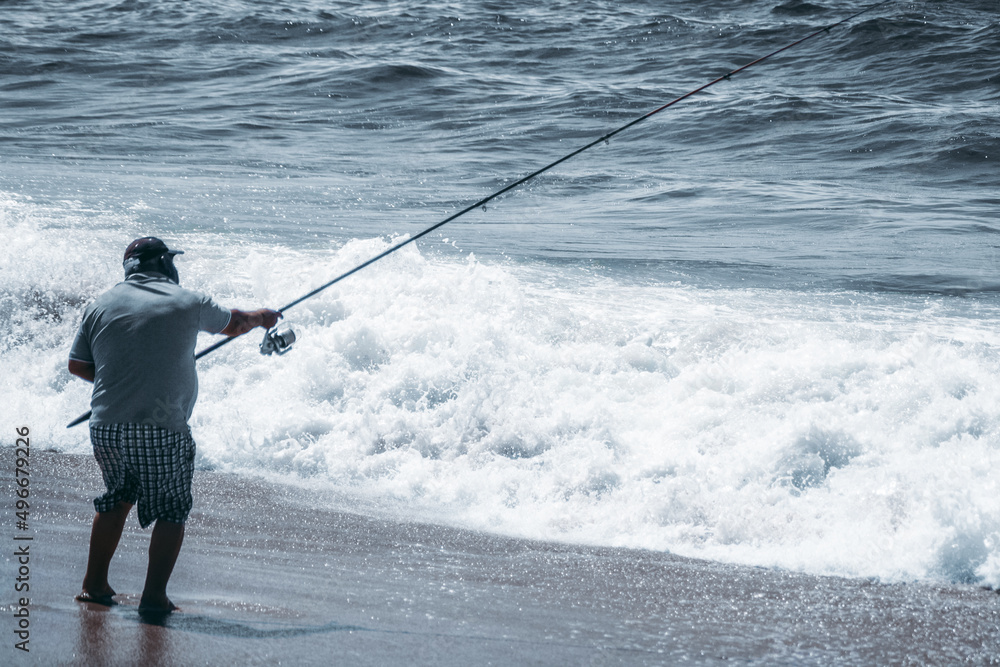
[2,0,997,292]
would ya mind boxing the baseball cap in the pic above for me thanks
[123,237,184,268]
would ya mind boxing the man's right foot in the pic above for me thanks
[75,589,117,606]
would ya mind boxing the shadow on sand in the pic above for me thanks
[136,610,366,638]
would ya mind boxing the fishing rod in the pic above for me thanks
[67,0,888,429]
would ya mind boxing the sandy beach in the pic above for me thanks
[3,450,998,666]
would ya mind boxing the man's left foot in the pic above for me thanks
[138,595,179,614]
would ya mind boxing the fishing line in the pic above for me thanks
[68,0,889,428]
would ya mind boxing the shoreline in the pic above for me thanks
[4,450,998,665]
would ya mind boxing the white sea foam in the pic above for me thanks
[4,195,1000,587]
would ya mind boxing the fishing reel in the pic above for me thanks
[260,326,296,356]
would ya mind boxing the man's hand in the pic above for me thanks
[221,308,282,337]
[68,360,96,383]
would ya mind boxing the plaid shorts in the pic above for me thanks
[89,423,196,528]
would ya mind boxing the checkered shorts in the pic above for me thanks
[89,423,196,528]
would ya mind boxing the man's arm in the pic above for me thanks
[220,308,282,337]
[68,359,96,383]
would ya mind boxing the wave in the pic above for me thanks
[3,195,1000,588]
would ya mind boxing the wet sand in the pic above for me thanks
[4,451,998,665]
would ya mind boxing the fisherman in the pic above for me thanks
[68,237,280,613]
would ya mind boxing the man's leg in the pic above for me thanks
[133,424,196,614]
[138,519,184,612]
[78,500,133,604]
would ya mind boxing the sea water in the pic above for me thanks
[2,0,998,586]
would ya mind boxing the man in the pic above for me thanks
[68,237,280,613]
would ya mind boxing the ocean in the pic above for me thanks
[2,0,998,588]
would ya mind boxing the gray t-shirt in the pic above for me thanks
[69,272,232,434]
